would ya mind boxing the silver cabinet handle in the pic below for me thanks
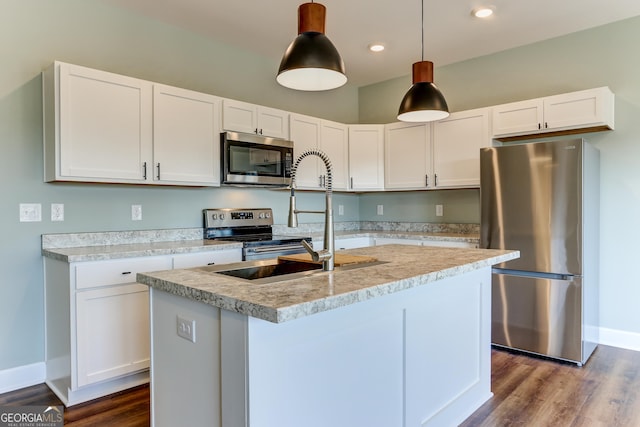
[143,162,147,180]
[435,174,438,187]
[156,163,161,180]
[350,177,354,189]
[426,175,429,187]
[121,271,132,275]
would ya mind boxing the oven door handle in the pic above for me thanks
[246,243,307,254]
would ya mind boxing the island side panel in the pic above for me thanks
[149,288,223,427]
[405,267,492,426]
[242,266,492,427]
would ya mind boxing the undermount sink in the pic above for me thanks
[197,258,385,284]
[215,259,323,281]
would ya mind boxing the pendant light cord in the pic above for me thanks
[421,0,424,62]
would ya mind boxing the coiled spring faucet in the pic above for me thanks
[287,149,335,271]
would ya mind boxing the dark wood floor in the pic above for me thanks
[1,345,638,426]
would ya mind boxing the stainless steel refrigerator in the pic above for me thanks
[480,138,599,365]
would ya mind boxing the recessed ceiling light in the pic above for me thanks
[472,7,494,18]
[368,43,385,53]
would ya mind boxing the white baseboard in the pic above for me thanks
[598,327,640,352]
[0,362,46,394]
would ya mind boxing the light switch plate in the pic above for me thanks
[436,205,444,217]
[19,203,42,222]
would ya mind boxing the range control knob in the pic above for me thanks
[219,213,225,220]
[266,212,271,218]
[211,213,218,220]
[259,212,265,219]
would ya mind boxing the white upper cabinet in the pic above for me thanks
[320,120,349,191]
[222,99,289,139]
[289,113,349,190]
[349,125,385,191]
[153,84,221,185]
[289,113,322,189]
[432,108,491,188]
[43,61,152,183]
[492,87,614,139]
[43,62,222,186]
[384,122,432,190]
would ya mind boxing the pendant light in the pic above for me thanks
[277,2,347,91]
[397,0,449,122]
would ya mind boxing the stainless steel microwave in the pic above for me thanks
[221,131,293,186]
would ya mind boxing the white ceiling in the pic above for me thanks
[102,0,640,87]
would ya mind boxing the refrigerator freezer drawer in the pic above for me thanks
[492,272,586,363]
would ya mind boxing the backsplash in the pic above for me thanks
[275,221,479,235]
[43,221,479,249]
[42,228,203,249]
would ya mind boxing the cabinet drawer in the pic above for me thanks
[75,257,171,289]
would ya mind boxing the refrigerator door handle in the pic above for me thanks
[492,267,579,281]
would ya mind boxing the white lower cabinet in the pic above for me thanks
[44,247,241,406]
[76,283,150,387]
[336,237,373,249]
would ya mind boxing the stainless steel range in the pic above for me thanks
[203,208,312,261]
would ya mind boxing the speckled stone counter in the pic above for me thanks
[41,227,479,263]
[41,228,242,262]
[137,244,517,323]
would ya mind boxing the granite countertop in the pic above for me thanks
[42,239,242,263]
[137,245,518,324]
[333,230,480,243]
[41,228,479,263]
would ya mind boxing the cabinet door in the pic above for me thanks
[289,113,321,189]
[384,122,431,189]
[432,108,490,188]
[320,120,349,190]
[56,62,152,182]
[491,99,543,137]
[543,87,614,131]
[348,125,385,190]
[153,85,221,185]
[222,100,289,139]
[172,249,242,269]
[76,283,150,387]
[222,99,257,134]
[257,106,290,139]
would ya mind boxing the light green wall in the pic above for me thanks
[0,0,360,371]
[361,15,640,336]
[359,189,479,223]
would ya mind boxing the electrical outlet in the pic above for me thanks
[177,316,196,343]
[436,204,444,217]
[338,205,344,215]
[377,205,384,215]
[51,203,64,222]
[131,204,142,221]
[19,203,42,222]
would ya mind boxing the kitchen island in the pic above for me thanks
[137,244,518,427]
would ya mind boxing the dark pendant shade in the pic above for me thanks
[277,3,347,91]
[398,61,449,122]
